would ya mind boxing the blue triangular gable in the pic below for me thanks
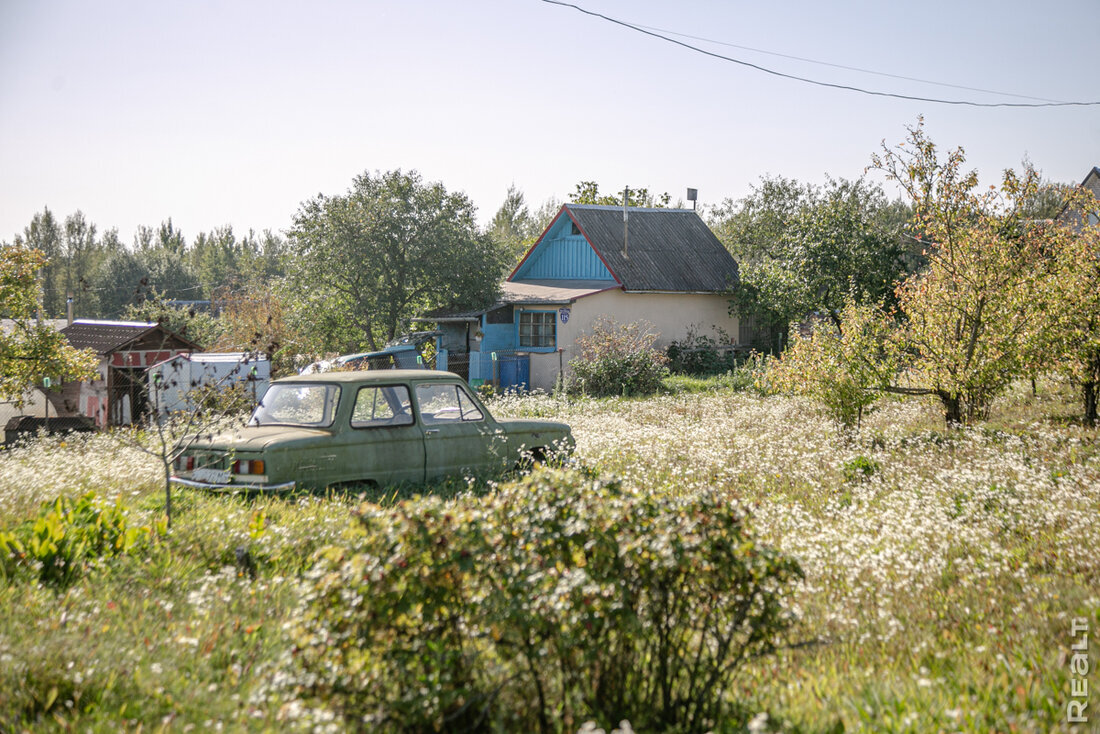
[511,211,617,282]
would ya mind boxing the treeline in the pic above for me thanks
[10,210,289,320]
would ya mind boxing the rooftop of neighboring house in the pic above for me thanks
[60,319,197,355]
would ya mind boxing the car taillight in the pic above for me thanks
[232,459,264,475]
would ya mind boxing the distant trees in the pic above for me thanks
[488,185,539,267]
[570,181,672,208]
[286,169,508,353]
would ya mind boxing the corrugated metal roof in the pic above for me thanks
[60,320,159,353]
[559,204,739,292]
[59,320,197,354]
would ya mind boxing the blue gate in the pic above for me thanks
[497,354,530,391]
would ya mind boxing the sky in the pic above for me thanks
[2,0,1098,246]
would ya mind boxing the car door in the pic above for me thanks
[341,383,425,485]
[414,382,506,480]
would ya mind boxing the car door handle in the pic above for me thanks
[425,429,440,436]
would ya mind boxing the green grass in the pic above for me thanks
[0,377,1097,731]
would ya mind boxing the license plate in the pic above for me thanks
[192,467,230,484]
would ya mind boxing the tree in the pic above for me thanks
[488,185,537,266]
[711,176,910,346]
[1040,190,1100,423]
[570,181,672,208]
[213,283,305,377]
[869,118,1049,424]
[0,244,98,404]
[15,209,63,316]
[121,291,223,349]
[287,169,507,353]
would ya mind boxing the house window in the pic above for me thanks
[519,311,556,349]
[571,222,581,236]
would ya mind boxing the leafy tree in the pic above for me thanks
[711,176,910,345]
[488,185,537,266]
[1040,190,1100,423]
[121,291,222,349]
[213,283,305,377]
[869,119,1049,424]
[287,169,507,353]
[0,245,98,404]
[570,181,672,207]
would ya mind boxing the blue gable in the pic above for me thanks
[511,213,616,282]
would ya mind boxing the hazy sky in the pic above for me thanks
[2,0,1098,245]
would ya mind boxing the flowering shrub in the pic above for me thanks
[286,467,801,731]
[568,317,669,396]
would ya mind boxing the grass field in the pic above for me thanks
[1,377,1097,732]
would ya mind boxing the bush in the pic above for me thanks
[568,317,669,397]
[666,327,738,376]
[286,468,802,732]
[0,491,154,586]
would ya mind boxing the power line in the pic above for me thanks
[540,0,1100,108]
[632,24,1066,104]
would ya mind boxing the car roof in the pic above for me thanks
[275,369,461,384]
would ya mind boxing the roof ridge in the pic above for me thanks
[565,203,697,214]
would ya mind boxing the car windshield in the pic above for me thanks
[249,383,341,427]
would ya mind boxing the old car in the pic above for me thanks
[170,370,572,492]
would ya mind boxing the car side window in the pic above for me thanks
[416,383,483,425]
[351,385,413,428]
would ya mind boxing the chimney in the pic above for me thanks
[687,188,698,211]
[67,293,74,326]
[621,185,630,260]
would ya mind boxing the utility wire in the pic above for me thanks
[541,0,1100,108]
[633,23,1066,103]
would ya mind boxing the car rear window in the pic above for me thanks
[249,384,340,427]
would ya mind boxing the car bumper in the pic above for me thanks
[170,475,297,492]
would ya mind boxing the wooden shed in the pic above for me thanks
[58,320,198,426]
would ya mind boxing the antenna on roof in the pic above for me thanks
[687,188,698,211]
[622,186,630,260]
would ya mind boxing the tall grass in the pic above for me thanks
[0,377,1096,731]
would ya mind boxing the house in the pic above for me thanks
[1057,166,1100,231]
[58,320,198,426]
[418,203,743,391]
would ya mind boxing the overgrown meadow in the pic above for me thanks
[1,378,1097,732]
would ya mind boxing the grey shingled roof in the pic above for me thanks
[564,204,739,292]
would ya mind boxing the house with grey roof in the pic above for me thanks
[419,203,743,391]
[1057,166,1100,231]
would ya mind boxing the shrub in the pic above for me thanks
[667,327,738,376]
[568,317,669,397]
[767,298,897,430]
[286,468,802,732]
[0,491,154,586]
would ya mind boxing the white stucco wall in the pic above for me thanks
[520,290,739,391]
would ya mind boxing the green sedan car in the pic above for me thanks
[170,370,573,492]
